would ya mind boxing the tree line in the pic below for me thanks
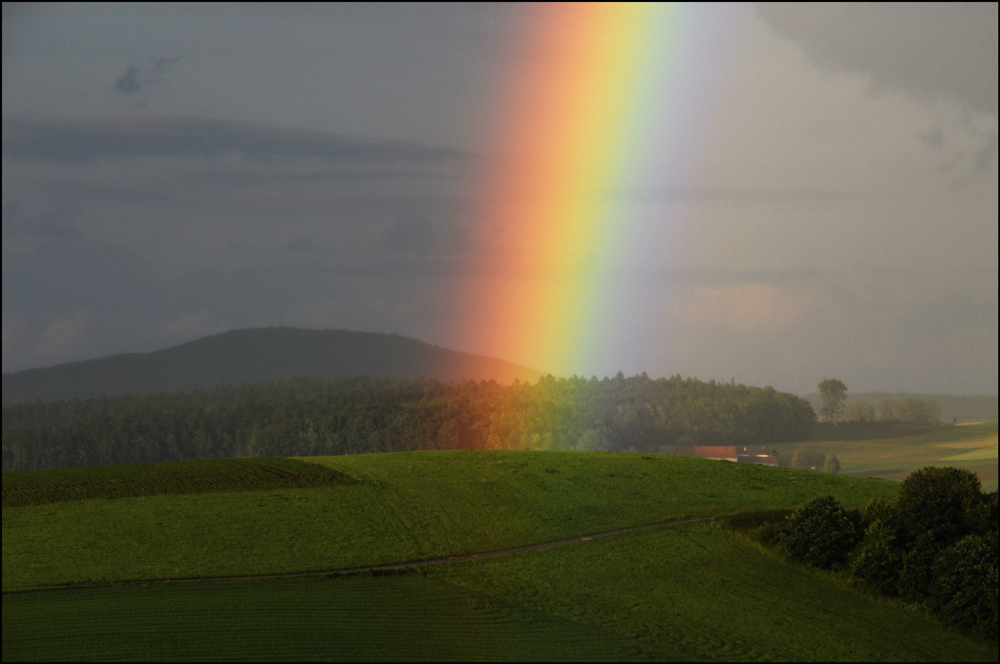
[817,379,940,425]
[841,398,941,425]
[2,373,816,472]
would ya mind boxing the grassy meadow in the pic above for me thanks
[2,457,357,507]
[2,574,688,662]
[428,521,991,662]
[2,451,898,591]
[778,420,998,491]
[3,450,996,661]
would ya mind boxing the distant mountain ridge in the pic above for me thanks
[1,328,544,405]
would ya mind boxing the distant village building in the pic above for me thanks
[676,445,739,462]
[737,446,779,466]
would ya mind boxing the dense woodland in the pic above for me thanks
[2,373,816,472]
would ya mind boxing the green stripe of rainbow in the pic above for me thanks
[456,3,704,377]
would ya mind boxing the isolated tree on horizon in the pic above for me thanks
[818,379,848,423]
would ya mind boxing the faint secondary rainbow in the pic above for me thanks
[455,3,712,377]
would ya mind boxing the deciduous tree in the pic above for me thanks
[817,379,848,423]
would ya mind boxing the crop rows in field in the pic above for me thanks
[4,451,902,591]
[2,457,358,507]
[428,521,997,662]
[1,573,687,662]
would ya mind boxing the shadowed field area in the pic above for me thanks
[428,521,995,662]
[2,574,690,662]
[2,457,357,507]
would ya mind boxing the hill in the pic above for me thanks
[1,327,543,405]
[3,452,994,661]
[803,391,998,423]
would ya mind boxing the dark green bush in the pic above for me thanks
[858,497,894,530]
[895,466,982,545]
[715,509,792,546]
[778,495,861,569]
[898,531,946,603]
[849,519,903,596]
[927,534,999,643]
[790,447,825,470]
[965,491,998,538]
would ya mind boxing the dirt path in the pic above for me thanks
[16,517,707,591]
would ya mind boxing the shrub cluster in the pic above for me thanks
[773,467,997,643]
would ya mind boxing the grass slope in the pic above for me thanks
[428,521,995,661]
[3,451,897,591]
[2,457,356,507]
[2,574,689,662]
[4,451,995,661]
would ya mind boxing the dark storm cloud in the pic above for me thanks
[383,217,437,253]
[2,239,161,317]
[755,2,998,115]
[114,57,180,96]
[2,117,470,166]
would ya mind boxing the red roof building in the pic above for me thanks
[676,445,739,462]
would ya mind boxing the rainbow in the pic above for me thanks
[455,3,726,377]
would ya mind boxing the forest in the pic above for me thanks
[2,373,816,472]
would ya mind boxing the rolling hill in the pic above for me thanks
[3,452,994,661]
[1,327,543,405]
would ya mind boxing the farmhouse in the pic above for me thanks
[737,447,779,466]
[676,445,738,462]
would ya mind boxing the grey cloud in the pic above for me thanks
[972,134,999,176]
[184,165,457,188]
[756,3,998,115]
[2,201,82,239]
[114,57,180,95]
[275,238,322,254]
[382,217,440,253]
[2,117,470,166]
[637,266,825,289]
[114,64,142,95]
[2,239,162,317]
[630,186,852,205]
[920,117,946,151]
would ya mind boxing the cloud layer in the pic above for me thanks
[2,4,996,396]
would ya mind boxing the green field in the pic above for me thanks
[2,451,897,591]
[2,574,687,662]
[3,451,995,661]
[2,457,356,507]
[778,420,998,491]
[429,521,991,662]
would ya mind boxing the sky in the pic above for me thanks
[2,2,997,396]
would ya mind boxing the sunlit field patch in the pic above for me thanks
[777,421,998,490]
[3,451,991,662]
[3,451,896,591]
